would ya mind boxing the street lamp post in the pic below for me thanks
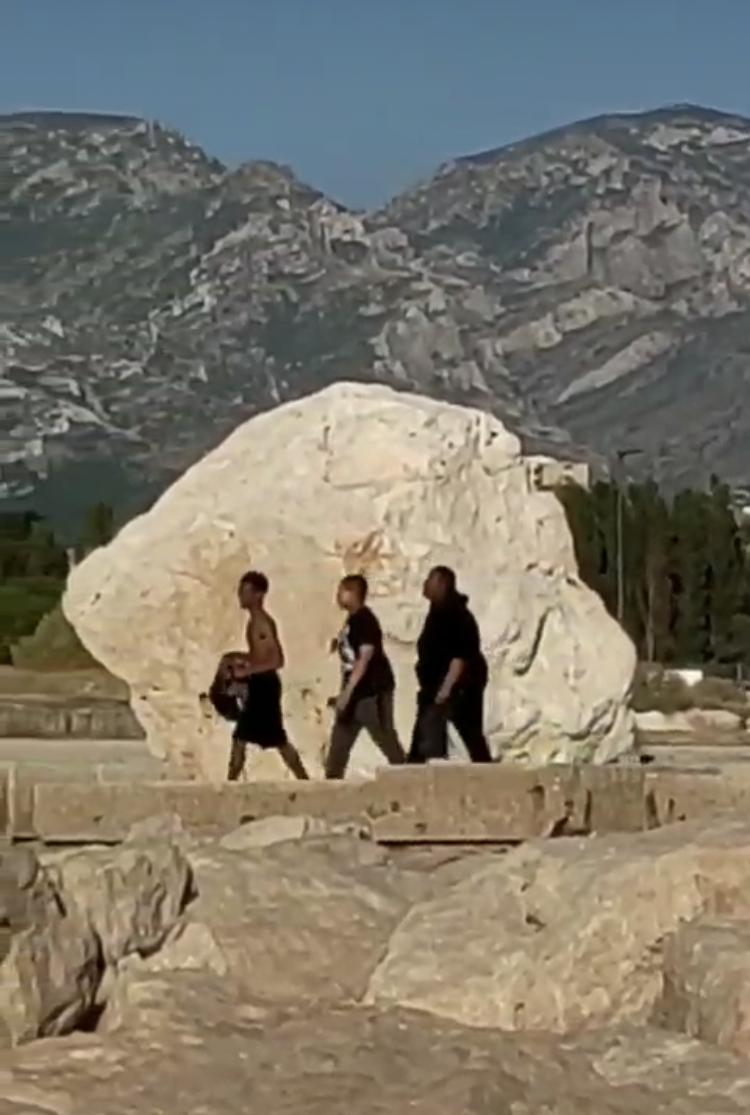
[615,448,642,627]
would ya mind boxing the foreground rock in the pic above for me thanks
[164,827,425,1006]
[6,814,750,1111]
[63,382,636,781]
[0,836,191,1045]
[0,847,57,932]
[1,906,100,1046]
[366,816,750,1037]
[7,976,750,1115]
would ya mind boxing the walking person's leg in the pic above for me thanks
[227,734,246,781]
[449,686,493,762]
[277,740,310,780]
[324,713,361,779]
[357,692,406,766]
[407,697,449,763]
[243,672,310,780]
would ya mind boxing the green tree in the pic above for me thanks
[705,477,746,660]
[625,480,672,661]
[0,511,68,660]
[557,475,750,668]
[669,489,711,663]
[556,482,601,587]
[587,480,618,614]
[82,501,115,551]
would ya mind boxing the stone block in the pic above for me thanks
[0,766,9,837]
[96,759,167,783]
[20,762,750,845]
[0,699,143,740]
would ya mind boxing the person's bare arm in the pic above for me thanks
[266,616,285,671]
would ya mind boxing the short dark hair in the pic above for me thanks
[429,565,457,592]
[239,570,269,594]
[340,573,368,601]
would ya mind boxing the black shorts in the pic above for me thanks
[233,671,288,749]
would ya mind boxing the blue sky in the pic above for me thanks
[2,0,749,207]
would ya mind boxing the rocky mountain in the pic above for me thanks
[5,103,750,523]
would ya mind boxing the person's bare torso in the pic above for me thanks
[246,609,281,674]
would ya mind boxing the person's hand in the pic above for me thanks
[434,687,451,706]
[334,692,350,716]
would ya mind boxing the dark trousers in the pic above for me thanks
[407,685,492,764]
[325,690,406,779]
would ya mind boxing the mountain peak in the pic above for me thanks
[0,109,145,132]
[453,103,750,169]
[4,100,750,522]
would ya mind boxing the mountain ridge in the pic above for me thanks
[4,103,750,526]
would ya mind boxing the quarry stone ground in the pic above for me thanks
[7,814,750,1113]
[4,675,750,1109]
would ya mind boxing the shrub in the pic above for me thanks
[631,667,693,714]
[10,605,100,672]
[632,664,749,720]
[0,576,65,658]
[689,676,749,720]
[690,675,747,706]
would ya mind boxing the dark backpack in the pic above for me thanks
[204,663,242,722]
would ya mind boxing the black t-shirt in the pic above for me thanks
[416,594,487,699]
[338,605,395,700]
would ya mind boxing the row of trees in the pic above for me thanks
[558,477,750,665]
[3,476,750,669]
[0,504,115,661]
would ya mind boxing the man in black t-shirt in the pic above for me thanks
[325,574,406,779]
[407,564,493,764]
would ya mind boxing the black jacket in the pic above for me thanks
[415,593,487,700]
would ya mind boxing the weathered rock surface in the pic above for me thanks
[176,832,423,1005]
[656,918,750,1054]
[0,847,58,932]
[49,841,193,966]
[5,814,750,1110]
[0,908,101,1047]
[366,817,750,1033]
[63,382,636,781]
[0,849,101,1045]
[0,839,191,1045]
[9,973,750,1115]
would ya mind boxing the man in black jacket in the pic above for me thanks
[407,565,493,764]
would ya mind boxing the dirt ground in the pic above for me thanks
[0,666,127,702]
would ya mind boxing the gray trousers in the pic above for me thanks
[325,690,406,779]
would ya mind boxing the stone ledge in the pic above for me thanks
[5,763,750,843]
[0,699,144,740]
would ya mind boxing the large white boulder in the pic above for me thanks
[63,383,635,781]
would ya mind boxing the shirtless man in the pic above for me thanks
[228,570,309,781]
